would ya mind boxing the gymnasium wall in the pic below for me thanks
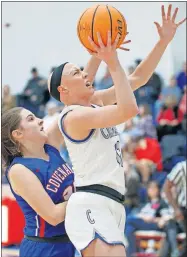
[170,2,186,72]
[2,1,186,94]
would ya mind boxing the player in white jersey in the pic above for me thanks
[50,32,137,257]
[48,5,186,256]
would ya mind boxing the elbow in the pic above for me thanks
[118,104,139,122]
[140,77,149,86]
[136,77,149,87]
[45,216,58,226]
[126,104,139,119]
[48,217,64,226]
[50,218,59,226]
[130,73,149,88]
[47,211,65,226]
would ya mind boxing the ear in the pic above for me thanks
[12,129,23,141]
[57,85,68,94]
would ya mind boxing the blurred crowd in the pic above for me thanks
[2,60,187,257]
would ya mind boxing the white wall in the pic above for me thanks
[170,2,186,73]
[2,1,186,94]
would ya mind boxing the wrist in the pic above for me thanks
[90,55,102,63]
[107,57,120,71]
[158,39,170,48]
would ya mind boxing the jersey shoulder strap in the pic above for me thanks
[58,105,95,143]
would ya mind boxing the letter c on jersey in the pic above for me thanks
[86,209,95,224]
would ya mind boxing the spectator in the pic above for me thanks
[136,104,157,138]
[181,113,187,135]
[123,157,141,214]
[146,72,162,104]
[163,161,186,257]
[125,181,179,257]
[22,67,49,117]
[120,120,144,148]
[179,85,187,115]
[156,95,184,141]
[133,59,147,105]
[96,66,113,90]
[43,101,60,130]
[135,159,156,185]
[155,76,182,118]
[162,76,181,102]
[134,137,163,171]
[133,59,162,120]
[2,85,16,112]
[176,62,187,92]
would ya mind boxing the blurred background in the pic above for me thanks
[1,1,186,257]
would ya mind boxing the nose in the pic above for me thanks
[38,119,43,126]
[82,71,88,79]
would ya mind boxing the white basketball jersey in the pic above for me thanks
[58,105,126,195]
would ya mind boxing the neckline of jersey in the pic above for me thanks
[17,144,51,163]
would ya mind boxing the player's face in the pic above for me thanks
[14,109,47,143]
[61,63,94,98]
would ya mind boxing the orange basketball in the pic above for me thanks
[77,4,127,52]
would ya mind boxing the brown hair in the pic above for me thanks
[147,180,161,200]
[2,107,23,168]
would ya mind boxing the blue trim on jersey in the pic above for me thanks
[60,111,95,144]
[80,231,125,251]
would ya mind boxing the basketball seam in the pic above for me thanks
[77,9,89,47]
[111,6,127,45]
[92,5,100,42]
[120,11,127,37]
[106,5,112,40]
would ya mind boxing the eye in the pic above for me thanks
[28,116,34,121]
[73,70,80,76]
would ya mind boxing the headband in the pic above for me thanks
[50,62,68,101]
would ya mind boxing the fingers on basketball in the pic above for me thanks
[77,4,127,51]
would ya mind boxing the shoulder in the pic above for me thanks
[59,105,92,123]
[9,164,31,178]
[167,162,183,181]
[8,164,33,193]
[8,163,42,189]
[59,105,97,139]
[172,161,185,172]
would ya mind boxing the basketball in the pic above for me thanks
[77,4,127,52]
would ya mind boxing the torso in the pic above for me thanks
[58,105,126,195]
[6,144,74,237]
